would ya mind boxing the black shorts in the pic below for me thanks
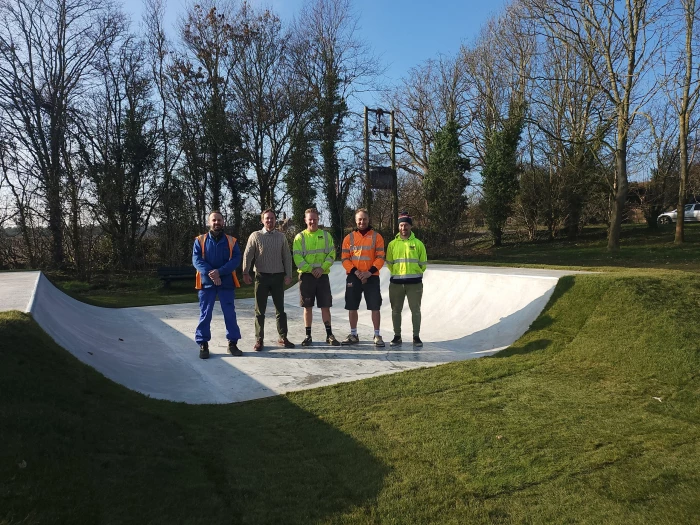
[344,273,382,311]
[299,273,333,308]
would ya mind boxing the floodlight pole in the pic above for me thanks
[390,110,397,233]
[364,106,372,214]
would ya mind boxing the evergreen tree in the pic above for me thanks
[481,103,526,246]
[424,119,471,243]
[284,126,318,229]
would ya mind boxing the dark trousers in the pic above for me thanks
[254,272,288,340]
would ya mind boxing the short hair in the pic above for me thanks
[261,208,275,220]
[304,207,319,216]
[208,210,224,220]
[355,207,369,217]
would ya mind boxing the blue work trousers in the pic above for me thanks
[195,287,241,344]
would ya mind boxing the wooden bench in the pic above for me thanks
[157,266,195,287]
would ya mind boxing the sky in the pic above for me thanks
[121,0,509,99]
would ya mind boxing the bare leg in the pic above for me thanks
[304,307,313,327]
[321,307,331,325]
[371,310,380,331]
[348,310,358,329]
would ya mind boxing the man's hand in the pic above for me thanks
[312,267,324,278]
[209,269,221,286]
[355,270,371,282]
[243,274,252,285]
[284,276,291,286]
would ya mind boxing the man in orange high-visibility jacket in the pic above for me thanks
[340,208,386,347]
[192,211,242,360]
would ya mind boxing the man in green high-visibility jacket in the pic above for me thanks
[385,212,427,347]
[292,208,341,347]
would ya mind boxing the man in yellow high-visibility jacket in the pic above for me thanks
[385,212,427,347]
[292,208,340,347]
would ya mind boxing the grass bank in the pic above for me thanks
[2,269,699,524]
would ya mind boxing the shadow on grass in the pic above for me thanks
[0,312,388,525]
[493,338,552,358]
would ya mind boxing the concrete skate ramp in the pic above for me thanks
[1,265,576,404]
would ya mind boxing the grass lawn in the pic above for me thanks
[439,222,700,272]
[2,269,699,524]
[50,274,256,308]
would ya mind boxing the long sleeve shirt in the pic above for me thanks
[242,228,292,278]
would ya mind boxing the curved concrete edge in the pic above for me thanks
[0,265,580,404]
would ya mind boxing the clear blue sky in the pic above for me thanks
[122,0,508,91]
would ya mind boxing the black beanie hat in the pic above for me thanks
[398,212,412,225]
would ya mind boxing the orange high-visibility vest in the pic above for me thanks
[195,234,241,289]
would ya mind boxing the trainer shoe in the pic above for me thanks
[373,335,385,347]
[228,341,243,356]
[278,337,295,348]
[253,339,263,352]
[326,334,340,346]
[301,335,313,347]
[341,333,360,345]
[413,336,423,347]
[389,336,402,347]
[199,342,209,359]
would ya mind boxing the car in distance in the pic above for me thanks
[657,203,700,224]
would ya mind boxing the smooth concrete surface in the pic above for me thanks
[0,265,578,404]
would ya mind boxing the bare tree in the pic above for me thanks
[663,0,700,243]
[528,0,668,250]
[0,0,122,267]
[231,4,310,211]
[387,54,472,180]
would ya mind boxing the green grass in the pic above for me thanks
[2,270,699,524]
[50,274,256,307]
[440,222,700,272]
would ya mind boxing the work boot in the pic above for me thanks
[326,334,340,346]
[373,335,385,348]
[389,336,402,347]
[413,335,423,348]
[301,335,313,347]
[253,339,263,352]
[341,333,360,346]
[228,341,243,356]
[278,337,295,348]
[199,342,209,359]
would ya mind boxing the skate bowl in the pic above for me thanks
[0,265,579,404]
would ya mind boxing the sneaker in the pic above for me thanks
[341,333,360,346]
[199,342,209,359]
[326,334,340,346]
[228,341,243,356]
[389,336,402,347]
[278,337,295,349]
[301,335,313,347]
[373,335,385,347]
[413,336,423,347]
[253,339,263,352]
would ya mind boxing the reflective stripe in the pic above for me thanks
[392,273,423,279]
[352,255,372,261]
[376,255,386,260]
[393,258,421,264]
[300,234,306,255]
[341,249,351,253]
[293,250,304,255]
[311,263,322,268]
[303,248,328,255]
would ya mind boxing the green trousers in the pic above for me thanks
[254,273,288,340]
[388,282,423,337]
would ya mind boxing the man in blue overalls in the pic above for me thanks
[192,211,243,359]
